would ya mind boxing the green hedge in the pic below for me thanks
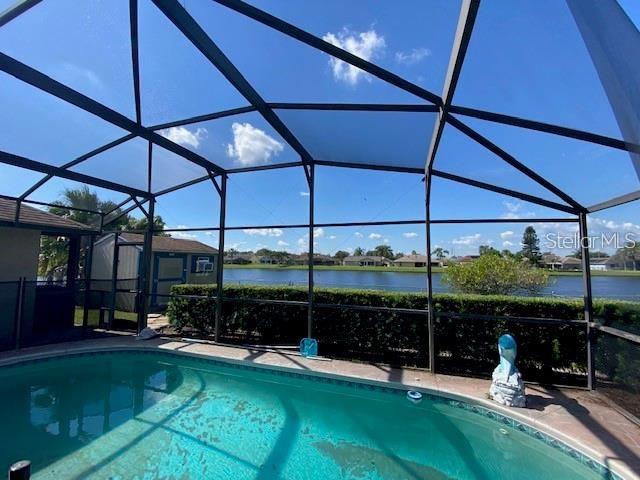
[167,284,640,385]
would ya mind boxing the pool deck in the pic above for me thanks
[1,334,638,479]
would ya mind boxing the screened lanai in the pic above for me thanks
[1,0,639,406]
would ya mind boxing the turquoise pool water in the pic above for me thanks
[0,351,608,479]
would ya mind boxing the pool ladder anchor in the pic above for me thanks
[8,460,31,480]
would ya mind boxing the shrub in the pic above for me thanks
[442,255,549,295]
[167,284,640,385]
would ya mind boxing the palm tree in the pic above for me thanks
[431,247,449,260]
[39,187,165,278]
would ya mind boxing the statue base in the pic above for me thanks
[489,369,526,408]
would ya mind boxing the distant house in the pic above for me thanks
[224,251,253,265]
[602,256,639,271]
[254,254,279,265]
[343,255,391,267]
[92,233,218,310]
[542,253,563,270]
[560,256,582,271]
[590,257,615,272]
[294,253,338,266]
[392,254,438,268]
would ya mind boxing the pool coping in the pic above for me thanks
[0,338,636,480]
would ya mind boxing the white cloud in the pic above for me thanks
[171,231,197,239]
[322,29,385,85]
[383,238,390,244]
[300,191,310,197]
[329,235,337,240]
[242,228,283,237]
[60,63,103,89]
[277,240,289,247]
[589,217,640,233]
[313,228,325,238]
[226,122,284,166]
[503,240,515,247]
[403,232,419,238]
[227,242,247,250]
[168,225,197,239]
[355,232,364,238]
[395,47,431,65]
[160,126,207,149]
[369,233,382,240]
[500,230,515,240]
[452,233,482,245]
[500,201,536,220]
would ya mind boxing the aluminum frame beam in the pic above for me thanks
[212,0,442,106]
[269,103,439,113]
[152,0,314,181]
[149,106,256,130]
[0,52,226,175]
[448,114,584,211]
[0,0,41,28]
[18,134,136,200]
[449,105,640,154]
[129,0,142,124]
[587,190,640,213]
[0,150,149,197]
[425,0,480,174]
[432,169,578,214]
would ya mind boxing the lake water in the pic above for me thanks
[224,268,640,301]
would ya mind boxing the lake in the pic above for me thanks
[223,268,640,301]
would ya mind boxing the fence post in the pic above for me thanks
[578,211,595,390]
[307,163,315,340]
[14,277,25,350]
[215,174,227,343]
[109,232,120,329]
[83,235,95,330]
[425,174,435,372]
[138,197,155,333]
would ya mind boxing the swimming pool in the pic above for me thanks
[0,350,617,479]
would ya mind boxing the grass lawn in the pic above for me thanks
[74,306,137,327]
[224,263,640,277]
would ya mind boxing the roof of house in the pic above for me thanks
[343,255,390,262]
[393,254,429,263]
[542,253,563,264]
[561,256,582,265]
[118,232,218,254]
[0,198,93,232]
[298,253,335,259]
[590,257,613,265]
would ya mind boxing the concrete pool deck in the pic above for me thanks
[1,334,638,479]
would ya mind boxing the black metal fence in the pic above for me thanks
[4,274,640,426]
[594,325,640,423]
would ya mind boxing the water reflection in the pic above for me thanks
[0,354,183,474]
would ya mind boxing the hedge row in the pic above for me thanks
[166,284,640,385]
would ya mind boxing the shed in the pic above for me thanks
[92,232,218,310]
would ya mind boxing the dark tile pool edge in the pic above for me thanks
[0,345,631,480]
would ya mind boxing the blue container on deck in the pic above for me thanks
[300,338,318,358]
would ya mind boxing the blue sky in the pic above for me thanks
[0,0,639,256]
